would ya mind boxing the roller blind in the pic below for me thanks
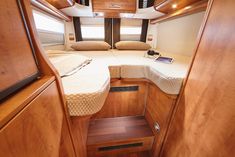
[80,17,104,41]
[120,19,142,41]
[32,10,65,46]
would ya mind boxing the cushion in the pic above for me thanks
[71,41,111,51]
[115,41,151,50]
[48,53,92,77]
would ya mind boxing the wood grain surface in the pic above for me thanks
[161,0,235,156]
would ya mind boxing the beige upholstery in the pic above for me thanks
[71,41,111,51]
[115,41,151,50]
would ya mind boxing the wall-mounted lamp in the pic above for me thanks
[172,4,178,9]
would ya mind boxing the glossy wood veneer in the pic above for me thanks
[161,0,235,156]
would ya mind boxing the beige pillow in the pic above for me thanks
[71,41,111,51]
[115,41,151,50]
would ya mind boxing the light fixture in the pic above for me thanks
[172,4,177,9]
[94,12,104,17]
[184,6,192,10]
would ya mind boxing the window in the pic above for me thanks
[32,10,65,45]
[120,19,142,41]
[80,17,104,40]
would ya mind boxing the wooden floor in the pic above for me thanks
[87,116,154,157]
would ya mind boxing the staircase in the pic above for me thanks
[87,116,154,157]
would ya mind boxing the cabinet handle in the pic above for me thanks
[154,122,160,133]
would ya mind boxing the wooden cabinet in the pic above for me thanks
[92,0,136,13]
[145,83,177,157]
[45,0,75,9]
[92,0,136,17]
[0,82,63,157]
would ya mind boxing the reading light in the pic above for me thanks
[172,4,177,9]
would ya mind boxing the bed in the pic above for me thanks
[47,50,191,116]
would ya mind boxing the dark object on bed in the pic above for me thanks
[147,50,160,56]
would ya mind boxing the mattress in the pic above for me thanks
[47,49,191,116]
[75,50,121,78]
[112,50,191,94]
[61,61,110,116]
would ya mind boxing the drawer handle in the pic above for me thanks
[110,3,121,8]
[154,122,160,133]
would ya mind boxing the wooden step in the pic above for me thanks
[87,116,154,157]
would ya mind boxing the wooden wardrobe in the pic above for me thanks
[160,0,235,156]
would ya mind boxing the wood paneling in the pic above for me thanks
[59,117,76,157]
[145,83,177,157]
[0,82,63,157]
[161,0,235,156]
[92,0,137,13]
[71,116,91,157]
[31,0,72,21]
[154,0,202,14]
[93,79,148,119]
[0,0,39,98]
[87,116,154,157]
[151,0,208,24]
[45,0,75,9]
[0,1,76,157]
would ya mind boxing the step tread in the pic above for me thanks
[87,116,154,146]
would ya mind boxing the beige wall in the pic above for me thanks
[146,22,158,48]
[65,21,76,50]
[149,12,205,56]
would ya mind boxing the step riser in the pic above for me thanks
[88,138,153,157]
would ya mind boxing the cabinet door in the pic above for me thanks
[0,82,63,157]
[145,83,177,157]
[0,0,39,100]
